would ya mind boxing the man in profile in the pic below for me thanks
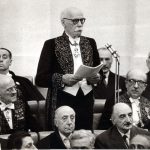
[37,106,75,149]
[95,103,150,149]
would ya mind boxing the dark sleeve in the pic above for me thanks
[89,38,100,67]
[35,40,55,87]
[94,136,106,149]
[14,76,44,101]
[119,75,127,95]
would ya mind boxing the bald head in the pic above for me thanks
[54,106,75,136]
[70,129,95,149]
[111,103,133,133]
[60,7,83,21]
[126,69,147,82]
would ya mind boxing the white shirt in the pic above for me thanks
[129,97,141,126]
[117,128,130,145]
[0,101,14,129]
[59,131,71,149]
[63,34,92,96]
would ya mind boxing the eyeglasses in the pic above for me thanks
[63,18,86,25]
[127,79,147,87]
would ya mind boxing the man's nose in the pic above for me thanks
[0,57,3,61]
[12,87,17,93]
[67,118,72,124]
[134,81,139,88]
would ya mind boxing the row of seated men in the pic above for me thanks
[1,104,150,149]
[1,47,150,131]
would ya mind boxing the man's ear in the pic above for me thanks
[61,19,65,27]
[54,119,58,127]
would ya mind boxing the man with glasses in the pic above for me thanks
[0,74,41,134]
[119,69,150,130]
[35,7,100,130]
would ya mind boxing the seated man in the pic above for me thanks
[0,74,41,134]
[7,131,37,149]
[37,106,75,149]
[70,129,95,149]
[120,69,150,129]
[95,103,150,149]
[0,47,44,101]
[129,134,150,149]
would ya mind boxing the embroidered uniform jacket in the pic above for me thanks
[119,93,150,129]
[35,33,100,129]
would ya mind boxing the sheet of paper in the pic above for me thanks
[74,63,103,78]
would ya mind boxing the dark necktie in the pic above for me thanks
[101,74,107,87]
[122,135,129,148]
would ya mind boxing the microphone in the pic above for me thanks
[105,43,119,58]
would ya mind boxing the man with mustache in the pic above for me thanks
[95,47,126,129]
[37,106,75,149]
[119,69,150,129]
[35,7,100,130]
[95,103,150,149]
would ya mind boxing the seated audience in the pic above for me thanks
[7,131,37,150]
[70,129,95,149]
[120,69,150,129]
[95,103,150,149]
[142,51,150,99]
[37,105,75,149]
[0,47,44,101]
[0,74,41,134]
[129,134,150,149]
[95,47,126,129]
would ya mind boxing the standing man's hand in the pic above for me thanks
[86,73,100,84]
[62,74,82,86]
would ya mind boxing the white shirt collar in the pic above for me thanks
[117,127,130,139]
[66,32,80,45]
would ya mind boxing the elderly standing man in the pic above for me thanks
[95,103,150,149]
[37,106,75,149]
[35,7,100,130]
[119,69,150,129]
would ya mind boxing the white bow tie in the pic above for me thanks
[0,103,15,111]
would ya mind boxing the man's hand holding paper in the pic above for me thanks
[87,73,100,84]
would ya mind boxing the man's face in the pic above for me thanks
[126,72,147,99]
[113,105,133,133]
[21,136,37,150]
[62,10,84,38]
[99,50,113,74]
[0,50,12,73]
[130,135,150,149]
[0,79,17,104]
[55,107,75,136]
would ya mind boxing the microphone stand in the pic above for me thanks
[105,44,120,103]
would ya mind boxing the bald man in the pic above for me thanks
[95,103,150,149]
[37,106,75,149]
[70,129,95,149]
[35,7,100,130]
[119,69,150,129]
[0,74,41,134]
[129,134,150,149]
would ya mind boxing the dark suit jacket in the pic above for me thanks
[97,71,126,129]
[0,138,7,150]
[95,125,150,149]
[35,32,100,130]
[9,71,44,101]
[142,71,150,100]
[93,71,126,99]
[36,131,66,149]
